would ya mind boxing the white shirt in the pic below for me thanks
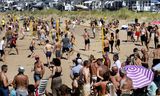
[112,60,121,69]
[0,40,5,50]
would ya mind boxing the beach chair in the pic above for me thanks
[37,79,48,96]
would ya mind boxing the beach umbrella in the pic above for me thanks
[124,65,154,89]
[151,21,160,25]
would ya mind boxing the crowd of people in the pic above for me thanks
[0,14,159,96]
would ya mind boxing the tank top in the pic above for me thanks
[52,67,61,78]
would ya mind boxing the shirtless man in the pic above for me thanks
[0,65,9,96]
[54,39,61,60]
[83,29,90,51]
[135,23,141,42]
[151,44,160,67]
[91,22,96,38]
[103,36,110,54]
[96,58,109,82]
[119,68,133,96]
[44,40,53,65]
[110,66,121,94]
[8,33,19,55]
[32,55,45,88]
[28,37,36,58]
[90,58,98,83]
[141,48,149,68]
[12,67,29,96]
[80,60,91,96]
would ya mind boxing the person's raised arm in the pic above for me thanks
[96,67,103,80]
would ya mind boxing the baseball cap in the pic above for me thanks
[18,66,25,73]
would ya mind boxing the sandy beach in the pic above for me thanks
[0,14,156,93]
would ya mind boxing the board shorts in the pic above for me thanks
[127,31,132,36]
[55,50,61,58]
[116,39,120,46]
[104,47,110,52]
[46,51,52,58]
[10,44,16,48]
[85,39,90,45]
[0,50,5,57]
[141,35,146,41]
[34,73,42,82]
[135,32,140,37]
[62,47,69,53]
[29,46,34,52]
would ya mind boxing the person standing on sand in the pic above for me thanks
[96,58,109,82]
[83,29,90,51]
[8,33,19,55]
[112,53,121,69]
[0,37,6,62]
[140,22,148,48]
[91,21,96,38]
[104,36,110,54]
[12,66,29,96]
[49,58,62,96]
[0,65,9,96]
[154,26,160,49]
[79,60,91,96]
[61,34,70,59]
[32,55,45,88]
[115,29,120,51]
[135,23,141,42]
[44,40,54,65]
[119,68,133,96]
[28,37,36,58]
[54,39,62,60]
[109,33,114,53]
[151,44,160,67]
[141,48,149,68]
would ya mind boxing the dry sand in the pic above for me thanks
[0,16,155,92]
